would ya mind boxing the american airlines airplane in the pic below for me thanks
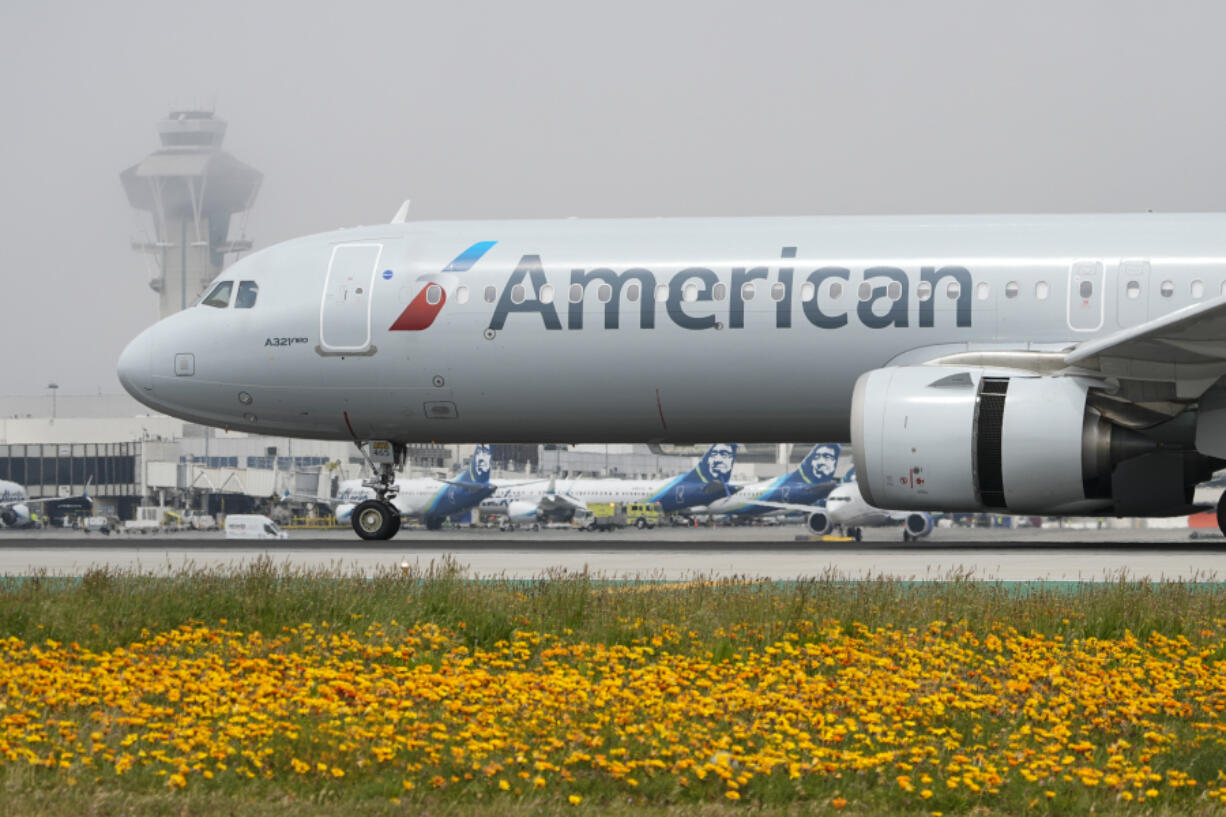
[117,213,1226,539]
[702,443,840,520]
[480,442,737,525]
[304,444,495,537]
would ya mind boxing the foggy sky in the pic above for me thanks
[2,0,1225,398]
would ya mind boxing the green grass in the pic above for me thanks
[3,558,1226,653]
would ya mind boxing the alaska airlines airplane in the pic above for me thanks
[117,213,1226,539]
[703,443,840,520]
[480,443,737,524]
[308,445,495,538]
[804,469,934,542]
[0,480,90,529]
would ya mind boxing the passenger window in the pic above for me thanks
[712,282,726,301]
[1079,280,1093,299]
[1160,280,1174,298]
[1221,280,1226,297]
[1035,281,1049,300]
[1126,280,1140,300]
[569,284,583,303]
[626,283,640,302]
[455,285,470,304]
[741,282,756,301]
[858,282,873,302]
[510,284,525,304]
[540,284,555,304]
[829,281,844,300]
[655,284,668,302]
[916,281,932,302]
[946,281,961,300]
[483,285,496,303]
[597,284,612,303]
[202,281,233,309]
[683,283,699,303]
[426,284,444,305]
[1192,280,1205,299]
[800,282,816,302]
[886,281,902,301]
[770,282,786,302]
[976,282,990,301]
[235,281,259,309]
[1005,281,1019,299]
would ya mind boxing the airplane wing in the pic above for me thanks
[744,499,824,514]
[1,480,93,509]
[538,491,587,513]
[1065,295,1226,390]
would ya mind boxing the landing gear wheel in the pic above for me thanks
[1218,495,1226,537]
[425,518,443,532]
[353,500,399,541]
[852,527,863,543]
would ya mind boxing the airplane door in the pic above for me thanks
[1067,261,1104,332]
[1116,260,1150,328]
[320,243,383,353]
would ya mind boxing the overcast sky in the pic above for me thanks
[2,0,1225,397]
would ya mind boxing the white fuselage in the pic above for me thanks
[119,214,1226,445]
[824,482,899,528]
[0,480,32,527]
[332,478,479,523]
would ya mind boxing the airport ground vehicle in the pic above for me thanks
[81,515,117,534]
[224,514,288,540]
[119,213,1226,539]
[583,503,625,531]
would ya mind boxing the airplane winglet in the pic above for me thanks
[391,199,411,224]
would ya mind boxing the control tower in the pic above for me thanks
[121,109,262,318]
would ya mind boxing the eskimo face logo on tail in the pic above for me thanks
[389,241,497,331]
[803,444,840,483]
[699,443,737,483]
[470,446,492,482]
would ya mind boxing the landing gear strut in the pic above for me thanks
[351,440,406,541]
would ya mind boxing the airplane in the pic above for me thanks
[802,469,934,542]
[117,211,1226,540]
[1,479,92,529]
[479,443,738,525]
[294,445,497,538]
[701,443,841,521]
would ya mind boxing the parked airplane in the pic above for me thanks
[118,212,1226,539]
[480,443,738,524]
[0,480,91,529]
[802,469,934,542]
[302,445,497,538]
[702,444,841,520]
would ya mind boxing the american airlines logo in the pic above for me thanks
[391,243,974,332]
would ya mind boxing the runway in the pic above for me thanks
[1,526,1223,581]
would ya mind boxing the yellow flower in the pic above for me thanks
[402,780,414,791]
[569,794,582,805]
[725,790,740,800]
[499,779,510,791]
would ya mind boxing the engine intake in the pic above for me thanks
[851,367,1166,516]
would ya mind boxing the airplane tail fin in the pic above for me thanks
[463,445,493,485]
[792,444,841,485]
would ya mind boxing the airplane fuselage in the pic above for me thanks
[120,214,1226,444]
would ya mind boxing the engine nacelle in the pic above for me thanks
[0,508,17,527]
[851,367,1174,516]
[805,510,833,535]
[904,512,934,539]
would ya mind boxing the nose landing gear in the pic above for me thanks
[351,440,406,541]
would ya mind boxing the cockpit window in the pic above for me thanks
[235,281,259,309]
[202,281,233,309]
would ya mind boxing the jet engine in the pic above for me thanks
[851,366,1207,517]
[1,504,28,528]
[904,512,933,539]
[0,508,17,527]
[805,510,833,535]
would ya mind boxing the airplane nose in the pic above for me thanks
[117,326,154,399]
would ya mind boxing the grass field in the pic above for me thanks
[3,558,1226,815]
